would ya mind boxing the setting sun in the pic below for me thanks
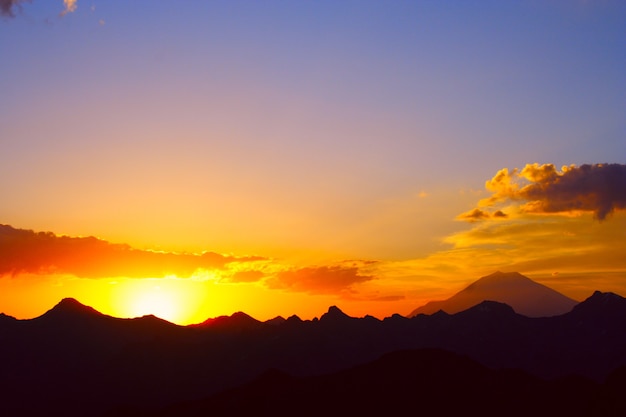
[113,277,209,325]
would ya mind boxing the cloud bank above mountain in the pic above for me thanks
[0,224,379,299]
[0,224,263,278]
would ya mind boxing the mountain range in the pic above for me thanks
[106,348,626,417]
[409,271,578,317]
[1,274,626,416]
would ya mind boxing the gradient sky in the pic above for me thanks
[1,0,625,324]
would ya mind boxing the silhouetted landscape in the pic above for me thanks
[1,273,626,416]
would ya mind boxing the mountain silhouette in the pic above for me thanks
[569,290,626,318]
[193,311,263,331]
[0,312,17,322]
[409,271,578,317]
[319,305,354,323]
[37,297,105,321]
[2,288,626,417]
[106,349,626,417]
[264,315,286,326]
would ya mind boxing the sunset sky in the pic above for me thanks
[1,0,625,324]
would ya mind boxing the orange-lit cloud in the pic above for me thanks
[60,0,76,16]
[466,163,626,221]
[0,224,264,278]
[266,265,375,295]
[0,224,382,301]
[227,270,266,283]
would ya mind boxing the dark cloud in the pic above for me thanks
[457,208,491,222]
[493,210,508,219]
[0,224,264,278]
[462,163,626,222]
[519,163,626,220]
[0,0,28,17]
[457,208,508,222]
[266,266,374,295]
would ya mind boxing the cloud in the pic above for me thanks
[457,208,508,222]
[362,294,405,302]
[443,210,626,274]
[373,295,405,301]
[457,208,491,222]
[266,265,374,295]
[1,0,77,18]
[493,210,508,218]
[463,163,626,221]
[60,0,76,16]
[0,0,27,17]
[0,224,264,278]
[227,270,265,283]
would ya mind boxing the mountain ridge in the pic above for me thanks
[1,286,618,327]
[2,289,626,417]
[106,348,626,417]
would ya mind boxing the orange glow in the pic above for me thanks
[112,277,210,324]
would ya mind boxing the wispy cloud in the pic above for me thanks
[0,224,264,278]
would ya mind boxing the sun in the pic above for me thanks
[130,286,178,322]
[113,277,209,325]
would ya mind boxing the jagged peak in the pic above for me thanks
[572,290,626,314]
[0,312,17,321]
[588,290,624,301]
[47,298,102,316]
[230,311,259,322]
[461,300,517,315]
[363,314,380,322]
[196,310,261,328]
[286,314,303,322]
[265,315,286,326]
[432,309,451,318]
[320,305,352,322]
[135,313,171,322]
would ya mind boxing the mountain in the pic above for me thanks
[2,291,626,417]
[320,305,356,323]
[193,311,263,331]
[106,349,626,417]
[36,297,105,321]
[569,290,626,319]
[409,271,578,317]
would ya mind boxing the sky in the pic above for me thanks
[1,0,625,324]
